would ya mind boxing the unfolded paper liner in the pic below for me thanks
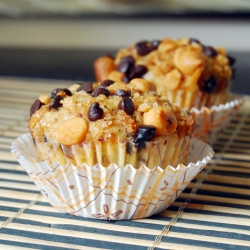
[11,133,214,220]
[190,93,244,145]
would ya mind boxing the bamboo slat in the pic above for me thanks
[0,77,250,250]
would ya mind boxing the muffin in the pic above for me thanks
[94,37,235,110]
[28,79,195,169]
[12,79,214,220]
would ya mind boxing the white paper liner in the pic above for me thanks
[11,133,214,220]
[35,134,190,169]
[164,88,230,110]
[191,93,244,145]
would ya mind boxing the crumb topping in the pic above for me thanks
[29,79,195,145]
[94,37,235,95]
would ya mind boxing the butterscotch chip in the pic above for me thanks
[39,95,50,105]
[55,117,88,145]
[107,81,130,95]
[174,47,203,75]
[143,107,177,136]
[164,69,182,91]
[158,39,178,53]
[183,67,203,90]
[129,78,156,92]
[94,56,116,82]
[107,71,124,82]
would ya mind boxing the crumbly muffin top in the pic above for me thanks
[29,79,195,146]
[94,37,235,94]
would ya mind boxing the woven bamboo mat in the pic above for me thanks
[0,77,250,250]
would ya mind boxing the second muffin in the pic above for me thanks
[94,37,235,109]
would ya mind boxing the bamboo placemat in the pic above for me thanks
[0,77,250,250]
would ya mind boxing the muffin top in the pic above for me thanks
[94,37,235,95]
[29,79,195,146]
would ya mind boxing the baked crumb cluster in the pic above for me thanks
[29,79,195,146]
[94,37,235,94]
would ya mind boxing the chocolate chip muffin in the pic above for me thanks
[94,37,235,109]
[28,79,195,169]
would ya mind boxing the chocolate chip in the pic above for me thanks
[203,46,218,57]
[50,88,72,99]
[189,38,201,44]
[88,102,103,121]
[168,118,173,124]
[30,99,44,117]
[114,89,131,97]
[135,65,148,75]
[137,141,147,151]
[62,88,72,96]
[49,95,63,110]
[134,126,156,143]
[51,88,62,99]
[122,75,130,83]
[135,41,148,56]
[77,82,93,93]
[202,76,217,94]
[92,86,110,97]
[121,55,135,65]
[151,40,161,49]
[128,65,148,79]
[117,61,131,74]
[135,41,154,56]
[227,55,236,66]
[100,79,115,87]
[118,97,134,115]
[126,142,134,155]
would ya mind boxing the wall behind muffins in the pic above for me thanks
[0,0,249,94]
[0,18,249,51]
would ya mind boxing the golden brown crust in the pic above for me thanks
[29,79,195,145]
[94,38,233,96]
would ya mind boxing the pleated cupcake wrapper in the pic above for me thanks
[34,134,190,169]
[165,88,230,110]
[190,94,244,145]
[11,133,214,220]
